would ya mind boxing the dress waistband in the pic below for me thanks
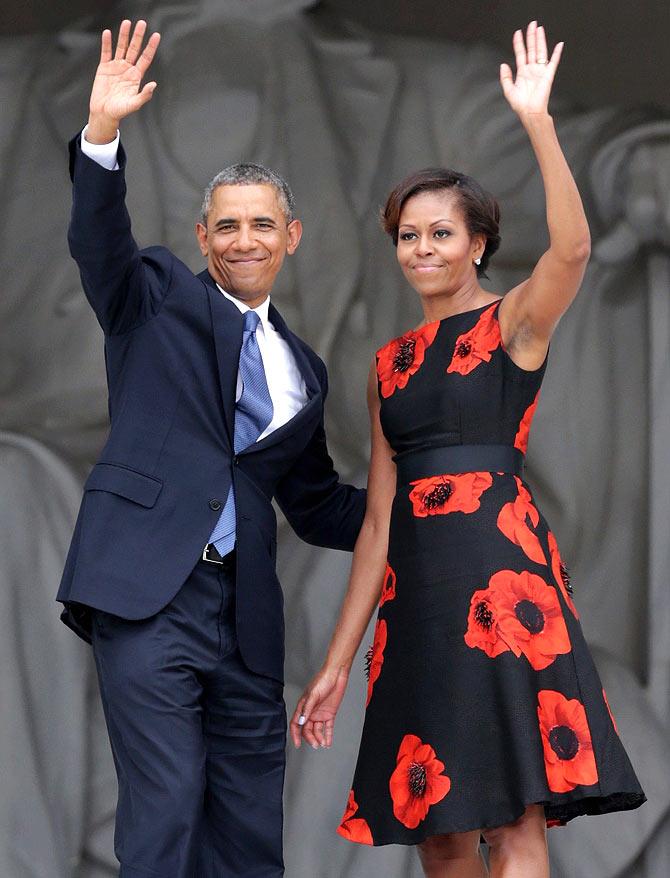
[393,444,524,483]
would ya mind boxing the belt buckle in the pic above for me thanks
[202,543,224,565]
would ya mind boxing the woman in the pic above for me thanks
[290,22,645,877]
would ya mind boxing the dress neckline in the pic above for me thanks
[386,299,504,349]
[430,298,502,326]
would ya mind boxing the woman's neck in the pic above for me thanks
[419,279,496,324]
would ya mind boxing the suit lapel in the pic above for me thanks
[198,269,242,445]
[198,272,324,455]
[240,303,324,458]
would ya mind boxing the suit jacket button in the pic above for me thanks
[233,455,239,465]
[209,499,222,511]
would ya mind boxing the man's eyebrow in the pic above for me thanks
[212,216,278,227]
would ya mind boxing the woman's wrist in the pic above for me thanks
[518,110,555,130]
[322,658,352,678]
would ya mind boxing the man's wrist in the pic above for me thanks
[85,114,120,145]
[80,123,120,171]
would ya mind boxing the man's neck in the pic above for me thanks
[217,284,271,318]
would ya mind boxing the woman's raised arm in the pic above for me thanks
[498,22,591,370]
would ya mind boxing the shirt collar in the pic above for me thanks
[217,284,272,330]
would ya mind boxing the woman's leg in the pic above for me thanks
[482,805,549,878]
[417,830,489,877]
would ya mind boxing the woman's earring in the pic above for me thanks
[474,257,481,265]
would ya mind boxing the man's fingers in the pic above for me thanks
[126,19,147,65]
[127,84,157,116]
[134,82,157,109]
[114,20,131,60]
[136,32,161,76]
[100,29,112,64]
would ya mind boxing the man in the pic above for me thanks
[57,20,366,877]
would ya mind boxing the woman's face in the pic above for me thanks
[396,189,484,298]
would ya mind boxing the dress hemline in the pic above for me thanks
[337,790,647,848]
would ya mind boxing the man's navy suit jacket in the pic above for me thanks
[57,135,366,682]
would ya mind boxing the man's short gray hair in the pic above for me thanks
[200,163,296,224]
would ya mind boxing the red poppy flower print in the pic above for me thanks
[376,322,439,398]
[337,789,374,845]
[547,531,579,618]
[497,477,545,564]
[464,589,511,658]
[489,570,571,670]
[602,688,619,734]
[379,563,397,607]
[537,690,598,792]
[446,303,501,376]
[389,734,451,829]
[514,391,540,454]
[409,471,493,518]
[365,619,387,707]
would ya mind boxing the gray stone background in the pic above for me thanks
[1,1,669,875]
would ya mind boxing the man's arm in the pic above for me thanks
[274,419,366,552]
[69,20,164,335]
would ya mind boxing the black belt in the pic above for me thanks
[394,444,524,483]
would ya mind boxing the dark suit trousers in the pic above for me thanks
[91,560,286,877]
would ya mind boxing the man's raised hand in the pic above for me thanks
[86,20,161,144]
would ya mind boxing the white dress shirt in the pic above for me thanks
[80,126,309,442]
[217,288,309,440]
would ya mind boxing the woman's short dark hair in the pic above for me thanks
[381,168,501,278]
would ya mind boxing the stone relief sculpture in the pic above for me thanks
[1,1,668,875]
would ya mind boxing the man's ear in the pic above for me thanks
[286,219,303,255]
[195,222,208,257]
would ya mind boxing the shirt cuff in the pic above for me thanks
[80,124,120,171]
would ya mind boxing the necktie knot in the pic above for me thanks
[244,309,261,333]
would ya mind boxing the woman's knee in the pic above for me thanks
[418,829,482,865]
[482,804,546,852]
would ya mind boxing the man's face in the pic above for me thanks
[196,183,302,307]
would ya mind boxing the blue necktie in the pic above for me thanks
[208,309,274,555]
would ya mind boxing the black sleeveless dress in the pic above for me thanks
[337,300,645,847]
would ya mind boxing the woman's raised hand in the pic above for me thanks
[500,21,563,118]
[289,666,350,750]
[87,20,161,140]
